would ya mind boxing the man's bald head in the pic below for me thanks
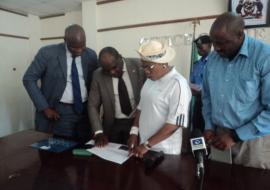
[210,12,245,37]
[64,24,86,57]
[210,12,245,59]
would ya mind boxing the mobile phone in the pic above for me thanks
[119,145,129,151]
[82,144,94,149]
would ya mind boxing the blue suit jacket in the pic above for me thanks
[23,43,98,131]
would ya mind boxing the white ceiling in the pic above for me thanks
[0,0,90,17]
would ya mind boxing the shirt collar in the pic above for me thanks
[237,34,249,58]
[65,44,82,60]
[122,58,127,72]
[201,55,209,62]
[65,44,72,58]
[159,67,177,82]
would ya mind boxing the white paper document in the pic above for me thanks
[86,141,131,164]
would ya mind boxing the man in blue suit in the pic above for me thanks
[23,24,98,142]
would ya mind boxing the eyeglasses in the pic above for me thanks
[141,63,156,71]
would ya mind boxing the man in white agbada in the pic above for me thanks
[128,40,191,157]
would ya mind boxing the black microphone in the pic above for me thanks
[190,129,208,179]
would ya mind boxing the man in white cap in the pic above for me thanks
[128,40,191,157]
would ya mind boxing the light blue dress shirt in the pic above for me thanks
[202,35,270,140]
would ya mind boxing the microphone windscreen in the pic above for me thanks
[190,128,208,155]
[191,128,203,138]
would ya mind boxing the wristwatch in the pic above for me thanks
[143,140,152,150]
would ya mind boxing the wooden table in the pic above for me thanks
[1,130,270,190]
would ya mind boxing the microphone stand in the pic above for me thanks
[196,151,205,190]
[190,129,207,190]
[198,166,205,190]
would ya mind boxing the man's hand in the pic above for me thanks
[132,144,148,158]
[127,134,138,153]
[203,130,215,144]
[43,107,60,121]
[94,133,108,147]
[212,133,236,150]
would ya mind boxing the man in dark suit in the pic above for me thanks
[23,24,98,142]
[88,47,145,146]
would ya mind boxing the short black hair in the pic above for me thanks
[64,24,85,43]
[99,47,121,60]
[194,35,212,45]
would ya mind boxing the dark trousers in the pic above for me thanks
[52,102,91,143]
[108,118,134,145]
[192,94,205,132]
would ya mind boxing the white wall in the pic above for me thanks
[94,0,270,78]
[37,0,270,78]
[0,9,82,137]
[41,10,82,47]
[82,0,97,51]
[41,11,82,38]
[95,0,227,78]
[97,0,225,28]
[0,11,40,137]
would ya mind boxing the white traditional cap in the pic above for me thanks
[137,40,175,64]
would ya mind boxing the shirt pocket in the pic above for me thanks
[234,78,258,104]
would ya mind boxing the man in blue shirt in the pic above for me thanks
[203,12,270,169]
[190,34,212,132]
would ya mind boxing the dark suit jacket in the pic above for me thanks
[23,43,98,131]
[88,58,145,135]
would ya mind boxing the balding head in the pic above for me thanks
[99,47,123,78]
[64,24,86,57]
[210,12,245,59]
[211,12,245,37]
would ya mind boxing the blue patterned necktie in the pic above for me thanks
[71,57,83,114]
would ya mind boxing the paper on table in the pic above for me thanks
[86,142,131,164]
[86,140,95,145]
